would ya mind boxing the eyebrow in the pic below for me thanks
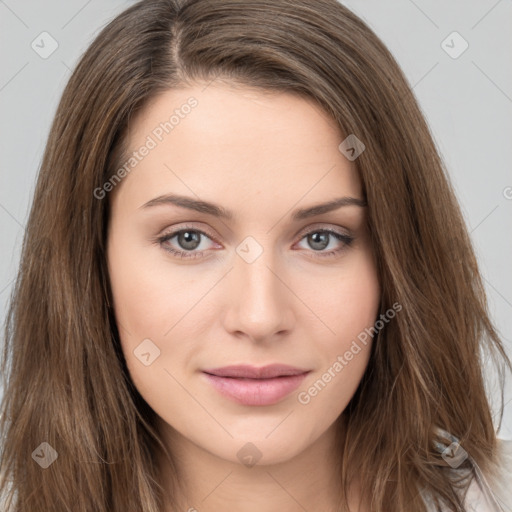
[140,193,367,221]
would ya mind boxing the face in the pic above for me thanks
[107,82,380,467]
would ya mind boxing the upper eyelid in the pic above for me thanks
[295,222,351,236]
[158,222,352,246]
[159,221,351,236]
[159,223,220,243]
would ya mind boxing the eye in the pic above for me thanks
[156,224,220,260]
[294,228,354,258]
[155,225,354,260]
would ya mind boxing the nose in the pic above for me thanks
[221,245,295,344]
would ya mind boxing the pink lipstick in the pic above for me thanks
[202,364,310,406]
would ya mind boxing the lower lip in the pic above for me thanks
[203,372,309,406]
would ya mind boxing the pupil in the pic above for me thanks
[309,232,329,250]
[179,231,200,250]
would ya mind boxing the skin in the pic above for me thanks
[107,82,380,512]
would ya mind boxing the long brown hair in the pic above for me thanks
[1,0,510,510]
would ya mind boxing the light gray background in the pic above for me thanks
[1,0,511,438]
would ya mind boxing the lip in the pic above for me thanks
[203,364,309,379]
[202,364,310,406]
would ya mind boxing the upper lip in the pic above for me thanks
[202,364,310,379]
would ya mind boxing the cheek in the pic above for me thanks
[295,282,379,431]
[106,228,216,397]
[334,262,380,346]
[303,243,380,355]
[107,229,199,343]
[296,246,380,401]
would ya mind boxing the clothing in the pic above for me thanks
[460,437,512,512]
[425,429,512,511]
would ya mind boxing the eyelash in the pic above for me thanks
[155,224,354,260]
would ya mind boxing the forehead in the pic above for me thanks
[114,83,363,215]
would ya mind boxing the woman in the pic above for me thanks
[1,0,511,510]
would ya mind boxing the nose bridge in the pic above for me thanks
[226,236,292,339]
[236,239,283,308]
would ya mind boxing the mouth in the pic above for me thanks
[202,364,311,406]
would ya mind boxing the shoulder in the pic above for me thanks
[462,437,512,512]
